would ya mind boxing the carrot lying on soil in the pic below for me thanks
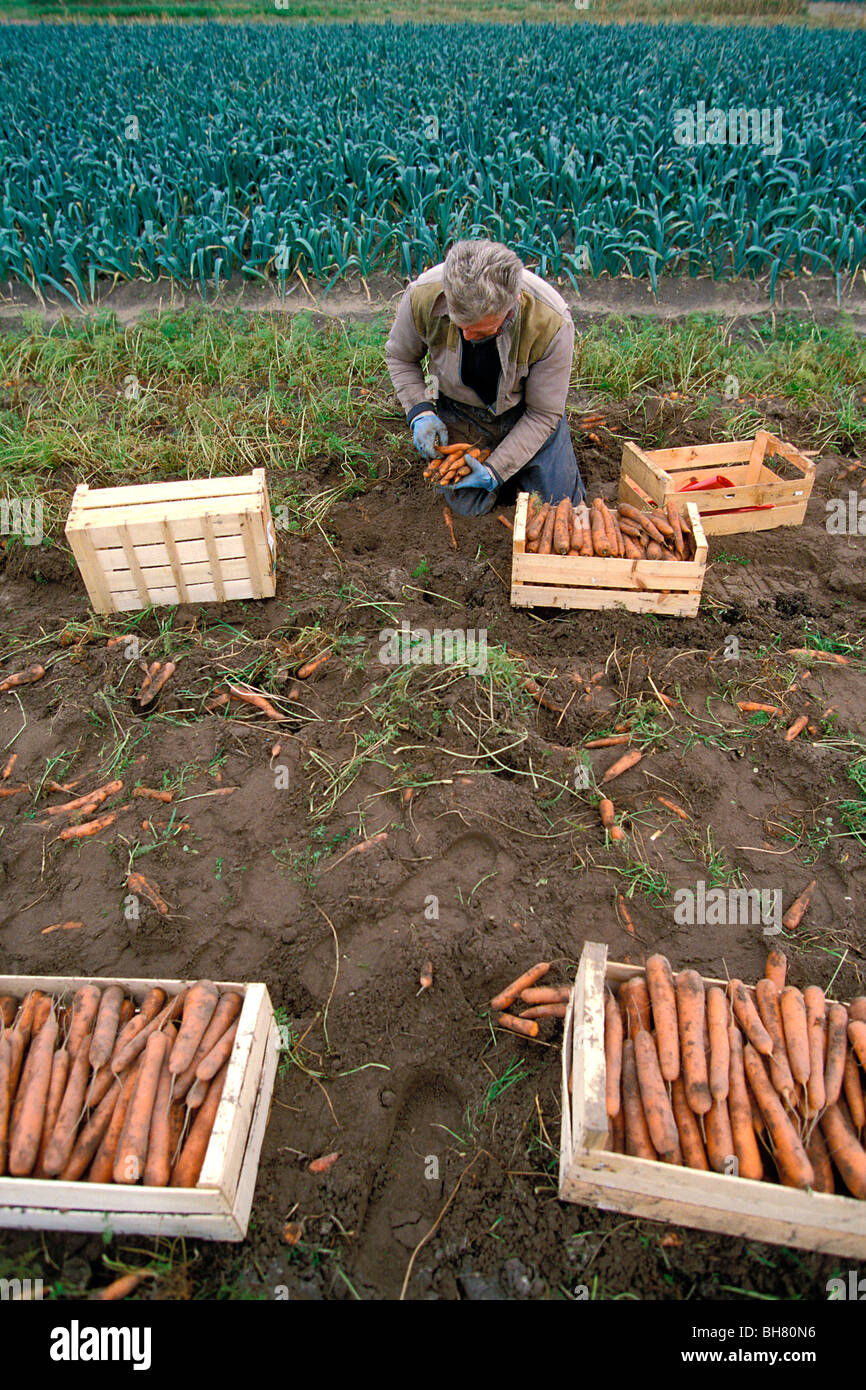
[727,1026,764,1181]
[786,648,849,665]
[40,920,85,936]
[780,986,810,1086]
[601,749,642,783]
[616,892,636,937]
[820,1102,866,1199]
[585,735,630,748]
[781,878,817,931]
[496,1013,539,1039]
[8,1015,59,1176]
[737,701,782,716]
[728,980,773,1056]
[171,1062,229,1187]
[645,954,679,1082]
[226,686,284,720]
[141,661,175,702]
[44,780,123,817]
[91,1272,150,1302]
[621,1039,657,1160]
[490,962,550,1012]
[598,797,615,828]
[0,664,45,691]
[169,981,220,1076]
[634,1029,679,1157]
[1,753,17,779]
[764,947,787,990]
[521,986,571,1005]
[604,994,623,1118]
[114,1030,173,1184]
[442,506,458,551]
[497,514,513,531]
[743,1044,814,1190]
[784,714,809,741]
[417,961,433,994]
[655,795,689,820]
[132,787,173,803]
[671,1074,709,1171]
[519,1003,567,1020]
[126,871,169,916]
[755,979,796,1103]
[676,970,711,1115]
[825,1003,850,1106]
[58,809,124,840]
[803,985,827,1114]
[706,985,730,1101]
[297,652,331,680]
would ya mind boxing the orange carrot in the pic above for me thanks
[843,1047,865,1131]
[0,1036,13,1174]
[0,994,17,1028]
[8,1016,58,1176]
[168,981,221,1077]
[58,809,123,840]
[226,686,285,720]
[552,498,572,555]
[676,970,711,1115]
[308,1151,340,1175]
[743,1044,813,1190]
[655,795,689,820]
[616,893,636,936]
[706,986,730,1101]
[172,991,244,1100]
[634,1029,679,1157]
[849,998,866,1023]
[111,990,186,1075]
[780,986,810,1086]
[585,735,630,748]
[126,871,169,916]
[42,1042,92,1176]
[442,505,458,551]
[755,979,796,1103]
[525,501,551,545]
[490,962,550,1012]
[645,955,679,1082]
[705,1095,735,1175]
[142,660,175,701]
[620,978,652,1038]
[89,985,125,1071]
[764,947,787,990]
[598,798,615,828]
[803,986,826,1114]
[297,652,331,680]
[44,780,123,817]
[143,1049,173,1187]
[519,1003,567,1020]
[89,1061,142,1183]
[806,1125,835,1195]
[114,1030,173,1184]
[820,1103,866,1198]
[496,1013,539,1039]
[521,986,571,1005]
[848,1019,866,1070]
[417,961,433,994]
[33,1046,70,1178]
[784,714,809,742]
[66,984,102,1060]
[60,1076,123,1182]
[171,1062,228,1187]
[132,787,173,803]
[194,1021,238,1083]
[14,989,46,1044]
[727,1026,763,1181]
[825,1003,849,1106]
[737,702,781,716]
[621,1039,657,1159]
[728,980,773,1056]
[0,663,45,691]
[671,1074,709,1170]
[781,879,817,931]
[91,1272,150,1301]
[601,749,642,784]
[609,1106,625,1154]
[786,648,848,665]
[30,995,53,1036]
[109,988,167,1068]
[604,993,623,1118]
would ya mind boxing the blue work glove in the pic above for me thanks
[412,411,448,460]
[450,457,498,492]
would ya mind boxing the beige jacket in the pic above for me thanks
[385,264,574,482]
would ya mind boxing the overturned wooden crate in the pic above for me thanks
[560,943,866,1259]
[511,493,707,617]
[65,470,277,613]
[0,974,278,1241]
[618,430,815,536]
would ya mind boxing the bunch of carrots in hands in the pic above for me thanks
[0,980,241,1187]
[423,441,491,485]
[602,948,866,1199]
[525,493,695,561]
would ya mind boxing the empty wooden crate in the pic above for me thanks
[511,493,707,617]
[0,974,278,1241]
[618,430,815,536]
[65,470,277,613]
[560,942,866,1259]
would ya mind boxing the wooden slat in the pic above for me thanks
[766,435,817,480]
[686,503,708,566]
[745,429,769,484]
[74,499,256,533]
[98,536,246,570]
[118,524,151,608]
[161,519,189,605]
[559,988,576,1192]
[648,441,754,470]
[620,441,668,499]
[112,579,258,610]
[65,506,116,614]
[698,501,809,535]
[513,553,702,591]
[78,517,245,551]
[228,1015,279,1239]
[198,985,272,1193]
[570,941,609,1155]
[510,583,700,617]
[0,1204,244,1241]
[238,509,265,600]
[70,476,264,510]
[202,513,226,603]
[513,490,529,552]
[103,557,253,594]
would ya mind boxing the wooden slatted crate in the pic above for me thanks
[618,430,815,535]
[511,493,707,616]
[0,975,278,1241]
[65,470,277,613]
[560,943,866,1259]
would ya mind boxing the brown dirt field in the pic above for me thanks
[0,395,864,1301]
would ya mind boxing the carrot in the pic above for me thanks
[595,499,619,556]
[743,1044,814,1190]
[671,1074,709,1170]
[168,981,220,1077]
[91,1271,150,1301]
[764,947,787,990]
[727,1026,763,1181]
[127,871,169,916]
[496,1013,539,1039]
[6,1031,25,1102]
[171,1062,228,1187]
[132,787,173,803]
[706,986,730,1101]
[601,749,642,784]
[0,1036,12,1174]
[186,1076,208,1109]
[825,1002,849,1106]
[8,1016,58,1176]
[851,998,866,1023]
[780,986,810,1086]
[227,686,284,720]
[111,987,167,1063]
[588,504,609,557]
[585,735,630,748]
[634,1029,679,1156]
[60,1076,123,1182]
[490,962,550,1012]
[519,1003,567,1020]
[111,990,186,1075]
[0,664,45,691]
[15,989,46,1044]
[781,878,816,931]
[31,995,53,1035]
[820,1103,866,1199]
[195,1020,238,1083]
[674,970,711,1115]
[806,1124,835,1194]
[308,1151,340,1175]
[609,1106,625,1154]
[621,1039,657,1159]
[172,991,244,1099]
[604,993,623,1118]
[621,533,644,561]
[89,985,125,1071]
[705,1095,736,1175]
[525,501,550,545]
[297,652,331,680]
[497,513,513,531]
[655,795,689,820]
[143,1047,174,1187]
[786,648,849,665]
[521,986,571,1005]
[88,1061,141,1183]
[0,995,18,1029]
[535,504,557,556]
[142,660,175,701]
[728,980,773,1056]
[552,498,572,555]
[784,714,809,742]
[843,1047,865,1131]
[616,892,636,936]
[44,779,123,817]
[66,984,102,1060]
[620,978,652,1038]
[598,798,615,828]
[32,1047,70,1178]
[737,701,782,716]
[665,498,686,558]
[755,979,796,1103]
[803,985,826,1114]
[114,1030,173,1184]
[645,955,679,1082]
[610,508,626,559]
[438,442,471,455]
[59,809,123,840]
[42,1041,92,1176]
[849,1019,866,1070]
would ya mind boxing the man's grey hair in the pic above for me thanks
[443,240,523,325]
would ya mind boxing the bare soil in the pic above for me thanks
[0,395,864,1300]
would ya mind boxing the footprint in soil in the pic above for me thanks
[351,1072,464,1300]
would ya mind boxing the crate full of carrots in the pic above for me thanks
[511,493,707,617]
[560,942,866,1259]
[0,974,278,1241]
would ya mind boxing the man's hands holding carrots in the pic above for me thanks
[423,442,496,490]
[412,411,448,459]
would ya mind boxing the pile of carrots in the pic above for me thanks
[423,442,491,485]
[525,494,695,561]
[0,980,242,1187]
[489,962,571,1038]
[601,949,866,1199]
